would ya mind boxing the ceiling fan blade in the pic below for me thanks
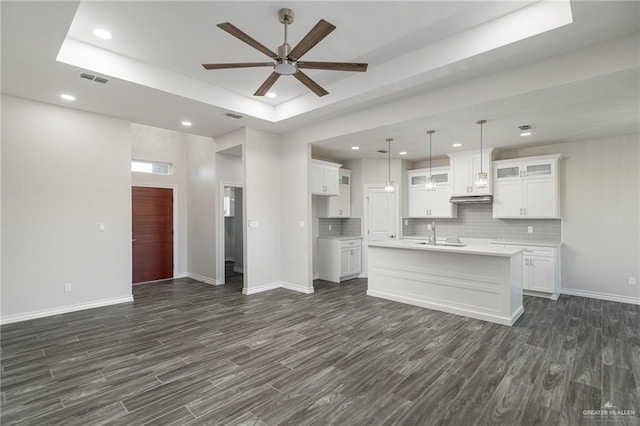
[217,22,279,60]
[254,72,281,96]
[288,19,336,61]
[293,70,329,97]
[202,62,274,70]
[297,61,368,72]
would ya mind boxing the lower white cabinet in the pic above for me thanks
[318,238,362,283]
[492,243,560,297]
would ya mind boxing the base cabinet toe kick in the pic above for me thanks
[367,241,523,326]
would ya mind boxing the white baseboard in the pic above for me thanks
[560,288,640,305]
[524,289,559,300]
[187,273,220,286]
[243,281,314,295]
[233,266,243,274]
[281,281,315,294]
[0,295,134,325]
[242,282,281,295]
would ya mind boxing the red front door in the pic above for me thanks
[132,186,173,283]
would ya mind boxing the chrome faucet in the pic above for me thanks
[427,221,436,245]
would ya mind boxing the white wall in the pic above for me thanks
[244,128,282,291]
[131,124,189,277]
[186,133,217,281]
[499,133,640,302]
[1,95,133,321]
[280,141,312,290]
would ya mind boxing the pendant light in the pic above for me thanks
[384,138,395,192]
[474,119,488,189]
[425,130,436,191]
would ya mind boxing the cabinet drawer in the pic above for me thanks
[521,247,555,257]
[340,239,361,249]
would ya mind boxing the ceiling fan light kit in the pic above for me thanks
[203,8,368,97]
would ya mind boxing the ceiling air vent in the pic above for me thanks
[376,149,388,154]
[78,72,109,84]
[225,112,243,119]
[518,125,533,131]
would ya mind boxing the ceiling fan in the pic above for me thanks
[202,8,368,97]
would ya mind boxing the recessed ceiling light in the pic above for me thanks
[399,151,407,155]
[60,93,75,101]
[93,28,112,40]
[181,121,192,127]
[266,92,277,98]
[452,143,462,147]
[351,146,359,150]
[520,131,532,136]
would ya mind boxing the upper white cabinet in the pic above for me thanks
[320,169,352,217]
[493,154,561,219]
[310,160,341,196]
[407,167,457,218]
[448,149,495,196]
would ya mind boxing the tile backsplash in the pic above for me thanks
[402,204,561,243]
[319,217,362,238]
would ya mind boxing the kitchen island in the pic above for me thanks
[367,240,524,325]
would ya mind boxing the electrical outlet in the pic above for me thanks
[328,225,332,231]
[98,222,106,231]
[427,223,432,230]
[404,219,409,226]
[629,277,637,286]
[527,226,533,233]
[64,283,72,292]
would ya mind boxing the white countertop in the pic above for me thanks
[490,240,562,248]
[368,239,522,257]
[402,235,561,248]
[318,236,362,241]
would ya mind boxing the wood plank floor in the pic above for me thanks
[2,278,639,425]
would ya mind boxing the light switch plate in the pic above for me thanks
[527,226,533,233]
[99,223,106,231]
[248,220,259,228]
[299,220,305,228]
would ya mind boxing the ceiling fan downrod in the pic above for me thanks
[275,8,296,75]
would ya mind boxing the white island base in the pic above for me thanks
[367,241,524,326]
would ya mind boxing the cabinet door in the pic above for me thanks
[522,256,531,290]
[523,178,557,218]
[338,186,351,217]
[340,248,351,276]
[324,167,339,195]
[430,185,453,217]
[409,173,428,187]
[310,164,324,194]
[493,180,523,218]
[524,161,555,179]
[495,164,521,182]
[529,255,555,293]
[451,156,473,195]
[350,247,362,275]
[409,187,429,217]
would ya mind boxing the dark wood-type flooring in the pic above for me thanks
[1,278,639,425]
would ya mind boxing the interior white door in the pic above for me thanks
[367,187,397,241]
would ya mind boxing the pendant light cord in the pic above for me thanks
[429,132,433,178]
[388,139,391,182]
[480,121,483,173]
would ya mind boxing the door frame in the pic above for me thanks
[216,181,244,285]
[362,184,400,278]
[131,184,179,281]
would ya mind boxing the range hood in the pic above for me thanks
[449,195,493,204]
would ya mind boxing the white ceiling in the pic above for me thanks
[1,1,639,159]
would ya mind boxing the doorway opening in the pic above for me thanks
[222,185,244,288]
